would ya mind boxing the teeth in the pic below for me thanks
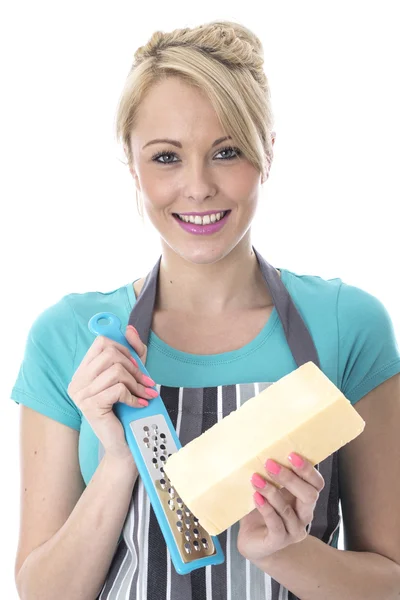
[176,211,227,225]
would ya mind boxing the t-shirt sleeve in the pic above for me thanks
[10,295,82,431]
[337,282,400,404]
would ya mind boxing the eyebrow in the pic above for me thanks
[142,136,232,150]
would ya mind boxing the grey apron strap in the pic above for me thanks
[252,247,320,368]
[128,255,161,348]
[128,247,320,368]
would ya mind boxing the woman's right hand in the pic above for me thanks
[67,325,157,463]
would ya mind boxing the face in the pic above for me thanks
[128,76,274,265]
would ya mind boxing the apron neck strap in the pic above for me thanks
[128,248,320,368]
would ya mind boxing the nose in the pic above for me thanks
[182,161,217,203]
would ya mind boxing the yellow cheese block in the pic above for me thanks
[164,361,365,536]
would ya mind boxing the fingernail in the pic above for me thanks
[127,325,139,335]
[266,459,281,475]
[288,452,305,468]
[145,387,158,398]
[138,399,149,407]
[143,375,156,387]
[130,356,138,367]
[251,473,266,488]
[254,491,266,507]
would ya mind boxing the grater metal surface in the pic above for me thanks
[130,414,216,563]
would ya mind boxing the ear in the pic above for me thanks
[124,152,141,192]
[261,132,276,183]
[261,160,272,185]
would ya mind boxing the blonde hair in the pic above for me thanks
[115,20,275,217]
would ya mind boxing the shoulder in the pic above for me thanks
[29,294,75,344]
[281,267,391,325]
[28,280,134,357]
[280,268,400,403]
[280,267,342,299]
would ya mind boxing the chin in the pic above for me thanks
[167,238,241,266]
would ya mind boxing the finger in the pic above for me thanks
[74,345,156,398]
[252,475,301,537]
[288,453,325,492]
[126,325,148,364]
[88,362,158,402]
[253,492,286,536]
[81,335,135,369]
[85,381,147,410]
[264,459,321,505]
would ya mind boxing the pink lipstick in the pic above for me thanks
[173,210,231,235]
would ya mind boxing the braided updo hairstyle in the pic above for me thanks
[115,20,275,216]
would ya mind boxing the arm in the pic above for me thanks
[15,406,138,600]
[253,373,400,599]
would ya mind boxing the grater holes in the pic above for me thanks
[160,455,166,462]
[168,487,175,498]
[184,542,192,554]
[193,540,200,551]
[176,509,183,518]
[176,521,183,532]
[184,518,191,530]
[143,426,150,432]
[201,538,208,549]
[152,424,158,430]
[184,531,191,541]
[159,479,167,489]
[160,433,166,440]
[193,528,199,538]
[168,499,175,510]
[177,498,183,507]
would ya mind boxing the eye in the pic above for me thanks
[151,151,178,165]
[215,146,242,160]
[150,146,242,165]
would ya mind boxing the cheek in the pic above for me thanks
[141,177,173,211]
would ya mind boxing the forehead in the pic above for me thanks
[133,77,225,143]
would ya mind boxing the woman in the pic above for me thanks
[11,20,400,600]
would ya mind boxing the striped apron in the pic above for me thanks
[97,247,340,600]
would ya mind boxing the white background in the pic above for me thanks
[2,1,399,597]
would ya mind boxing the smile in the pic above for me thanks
[173,210,231,236]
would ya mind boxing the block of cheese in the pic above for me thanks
[164,361,365,536]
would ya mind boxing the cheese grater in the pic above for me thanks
[88,312,225,575]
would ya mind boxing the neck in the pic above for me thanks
[156,235,276,316]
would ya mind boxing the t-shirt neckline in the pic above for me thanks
[125,269,288,364]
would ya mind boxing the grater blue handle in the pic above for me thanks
[88,312,225,574]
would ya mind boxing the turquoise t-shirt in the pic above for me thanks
[10,267,400,486]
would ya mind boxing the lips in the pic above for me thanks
[172,210,231,235]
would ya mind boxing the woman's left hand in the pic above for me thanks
[237,453,325,563]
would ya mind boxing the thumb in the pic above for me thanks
[125,325,148,365]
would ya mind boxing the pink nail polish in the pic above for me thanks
[145,387,158,398]
[130,356,138,367]
[143,375,156,387]
[288,452,305,468]
[266,459,281,475]
[254,491,266,507]
[138,399,149,407]
[127,325,139,335]
[251,473,266,488]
